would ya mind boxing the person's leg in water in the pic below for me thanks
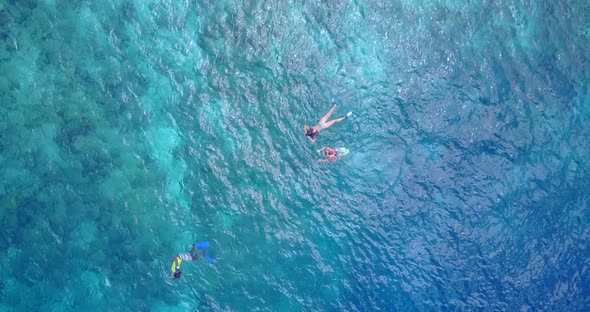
[319,103,349,129]
[320,104,338,125]
[190,245,204,260]
[322,116,346,129]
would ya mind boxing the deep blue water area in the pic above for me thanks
[0,0,589,311]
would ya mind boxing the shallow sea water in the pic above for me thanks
[0,0,589,311]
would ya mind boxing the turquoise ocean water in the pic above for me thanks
[1,0,589,310]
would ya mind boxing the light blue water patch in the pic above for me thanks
[1,0,589,310]
[582,95,590,118]
[148,299,195,312]
[489,3,539,52]
[70,221,98,246]
[36,123,62,161]
[401,0,476,12]
[583,23,590,39]
[145,126,188,208]
[348,143,404,185]
[78,270,106,300]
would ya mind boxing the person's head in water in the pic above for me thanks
[318,147,338,162]
[173,271,181,279]
[306,128,318,139]
[325,148,336,158]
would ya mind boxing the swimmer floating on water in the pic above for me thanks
[171,241,217,279]
[317,147,350,162]
[318,147,338,162]
[304,98,352,143]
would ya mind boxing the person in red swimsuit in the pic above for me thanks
[318,147,338,162]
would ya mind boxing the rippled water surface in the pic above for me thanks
[1,0,589,310]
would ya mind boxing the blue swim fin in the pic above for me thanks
[203,253,217,264]
[194,241,210,249]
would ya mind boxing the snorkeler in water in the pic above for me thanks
[318,147,338,162]
[317,147,350,162]
[304,99,352,143]
[171,241,217,279]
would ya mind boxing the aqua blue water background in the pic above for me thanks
[1,0,589,311]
